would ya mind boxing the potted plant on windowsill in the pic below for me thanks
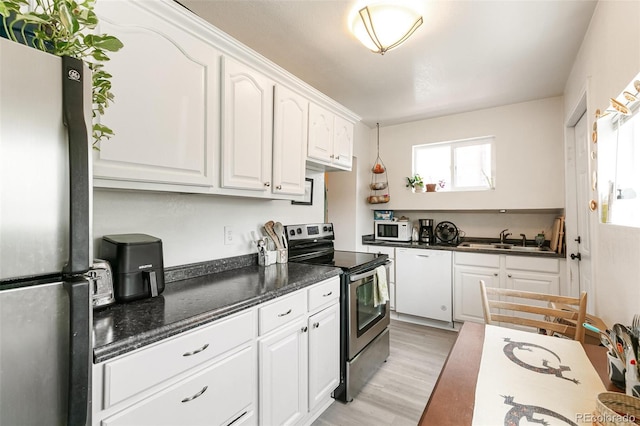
[406,174,426,193]
[0,0,123,147]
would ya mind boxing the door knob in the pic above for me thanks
[570,252,582,261]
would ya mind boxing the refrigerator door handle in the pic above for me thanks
[64,277,91,426]
[62,55,90,275]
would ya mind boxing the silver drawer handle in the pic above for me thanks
[322,291,333,297]
[278,308,292,317]
[182,343,209,357]
[181,385,208,403]
[227,411,248,426]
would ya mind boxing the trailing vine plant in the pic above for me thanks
[0,0,123,147]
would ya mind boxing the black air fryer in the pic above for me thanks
[101,233,165,303]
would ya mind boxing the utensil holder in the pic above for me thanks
[276,248,287,264]
[608,352,626,390]
[259,250,277,266]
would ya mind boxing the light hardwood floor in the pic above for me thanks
[313,320,458,426]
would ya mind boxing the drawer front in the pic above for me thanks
[104,310,255,408]
[259,291,307,335]
[308,277,340,312]
[102,346,256,426]
[505,256,560,273]
[454,252,500,268]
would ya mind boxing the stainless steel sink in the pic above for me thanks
[457,242,553,252]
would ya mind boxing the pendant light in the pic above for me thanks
[351,2,423,55]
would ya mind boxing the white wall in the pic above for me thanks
[377,97,565,211]
[563,1,640,327]
[93,169,325,267]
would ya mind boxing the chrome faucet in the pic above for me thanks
[520,233,527,247]
[499,229,511,243]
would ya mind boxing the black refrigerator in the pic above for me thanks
[0,37,93,425]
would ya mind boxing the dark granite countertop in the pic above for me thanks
[362,235,564,258]
[93,261,341,363]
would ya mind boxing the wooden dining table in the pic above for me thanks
[419,321,621,426]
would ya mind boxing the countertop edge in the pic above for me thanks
[93,267,341,364]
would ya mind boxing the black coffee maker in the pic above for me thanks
[418,219,434,244]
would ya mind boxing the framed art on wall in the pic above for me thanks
[292,178,313,205]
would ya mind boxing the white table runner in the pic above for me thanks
[472,325,606,426]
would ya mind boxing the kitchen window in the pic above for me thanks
[412,136,495,191]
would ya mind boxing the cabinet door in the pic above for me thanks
[102,346,256,426]
[93,0,217,188]
[453,266,500,323]
[273,86,308,195]
[395,248,452,322]
[308,304,339,412]
[332,115,353,170]
[307,103,334,163]
[221,57,274,191]
[259,320,308,426]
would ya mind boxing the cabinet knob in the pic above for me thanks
[276,185,282,190]
[301,326,308,333]
[330,155,335,159]
[493,273,498,276]
[335,155,340,160]
[313,322,320,328]
[264,182,271,187]
[507,274,512,278]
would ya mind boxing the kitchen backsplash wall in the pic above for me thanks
[391,210,563,242]
[93,169,325,267]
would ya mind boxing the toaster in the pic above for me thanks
[87,259,115,309]
[101,233,165,303]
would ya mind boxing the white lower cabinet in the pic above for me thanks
[102,346,255,426]
[307,303,340,412]
[93,277,340,426]
[453,252,563,323]
[395,248,453,322]
[258,276,340,426]
[259,318,308,426]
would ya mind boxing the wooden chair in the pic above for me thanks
[479,280,587,343]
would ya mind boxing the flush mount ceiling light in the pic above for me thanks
[351,2,423,55]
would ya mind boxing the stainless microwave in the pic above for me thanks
[374,220,412,242]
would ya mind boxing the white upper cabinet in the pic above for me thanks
[221,57,274,192]
[333,115,354,170]
[308,103,354,171]
[93,0,218,188]
[272,86,308,195]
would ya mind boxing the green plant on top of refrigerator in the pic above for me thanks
[0,0,123,147]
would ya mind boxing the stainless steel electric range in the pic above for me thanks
[285,223,390,402]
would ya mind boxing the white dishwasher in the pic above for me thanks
[395,248,452,322]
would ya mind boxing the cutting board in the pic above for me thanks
[557,216,565,254]
[550,217,561,252]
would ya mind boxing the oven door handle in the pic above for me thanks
[349,261,391,282]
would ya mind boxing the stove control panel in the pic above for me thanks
[285,223,334,241]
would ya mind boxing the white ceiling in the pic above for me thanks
[179,0,597,128]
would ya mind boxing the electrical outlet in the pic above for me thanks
[224,226,234,245]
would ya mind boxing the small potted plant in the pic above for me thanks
[406,174,425,193]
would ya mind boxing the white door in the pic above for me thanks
[221,57,274,191]
[259,320,308,426]
[572,112,594,309]
[332,116,353,170]
[307,304,339,412]
[307,103,334,163]
[273,85,307,195]
[453,266,500,323]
